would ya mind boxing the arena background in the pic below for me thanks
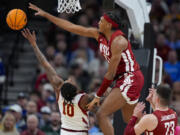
[0,0,180,135]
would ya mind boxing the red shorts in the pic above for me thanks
[113,70,144,104]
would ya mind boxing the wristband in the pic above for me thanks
[124,116,138,135]
[96,77,113,97]
[131,116,138,123]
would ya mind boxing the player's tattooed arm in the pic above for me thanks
[32,44,63,88]
[21,28,64,95]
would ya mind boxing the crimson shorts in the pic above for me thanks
[113,70,144,104]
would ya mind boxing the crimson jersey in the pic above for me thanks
[146,109,178,135]
[98,30,140,77]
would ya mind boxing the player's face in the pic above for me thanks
[98,17,110,33]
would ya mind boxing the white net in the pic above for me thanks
[57,0,82,14]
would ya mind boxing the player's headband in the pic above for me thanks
[103,14,119,28]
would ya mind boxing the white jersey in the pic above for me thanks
[58,92,89,134]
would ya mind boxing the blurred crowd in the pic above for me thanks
[0,0,180,134]
[151,0,180,120]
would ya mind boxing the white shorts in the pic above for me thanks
[61,129,88,135]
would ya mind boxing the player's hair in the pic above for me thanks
[61,83,77,104]
[105,10,126,30]
[156,84,172,106]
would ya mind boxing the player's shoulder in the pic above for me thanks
[74,92,87,101]
[111,34,128,50]
[79,93,91,104]
[77,93,90,112]
[143,114,158,121]
[77,93,89,104]
[140,114,158,126]
[141,114,158,131]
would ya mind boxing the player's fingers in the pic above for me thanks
[87,104,92,110]
[26,29,34,40]
[140,102,145,107]
[88,106,92,110]
[149,90,153,93]
[26,28,31,34]
[29,3,38,10]
[23,29,28,37]
[137,102,143,106]
[29,4,35,10]
[35,12,40,16]
[141,102,145,105]
[149,88,152,92]
[148,91,153,95]
[32,31,36,39]
[138,102,145,109]
[86,102,91,108]
[141,104,145,110]
[29,3,35,6]
[87,101,95,110]
[135,102,140,108]
[140,102,144,105]
[21,30,27,38]
[149,88,155,92]
[146,97,151,102]
[136,103,141,107]
[146,92,152,99]
[140,105,145,111]
[26,28,32,37]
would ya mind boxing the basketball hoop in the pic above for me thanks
[57,0,82,14]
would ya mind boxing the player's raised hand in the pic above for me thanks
[87,97,100,110]
[146,88,155,102]
[133,102,145,119]
[29,3,46,17]
[21,28,37,47]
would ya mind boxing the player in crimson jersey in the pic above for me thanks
[22,29,95,135]
[29,4,144,135]
[124,85,178,135]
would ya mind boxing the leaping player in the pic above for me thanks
[29,3,144,135]
[22,28,92,135]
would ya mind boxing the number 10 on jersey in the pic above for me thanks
[63,101,74,117]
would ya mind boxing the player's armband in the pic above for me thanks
[96,77,113,97]
[124,116,137,135]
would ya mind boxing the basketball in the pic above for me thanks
[6,9,27,30]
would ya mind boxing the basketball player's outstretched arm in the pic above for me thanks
[29,3,99,40]
[21,28,64,97]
